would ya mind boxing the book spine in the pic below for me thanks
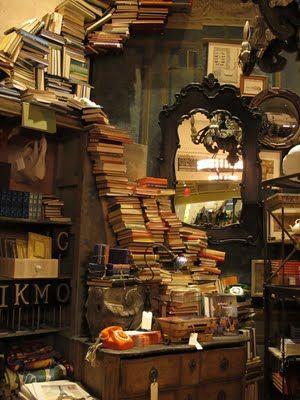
[23,191,30,218]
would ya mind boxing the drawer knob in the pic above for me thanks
[217,390,226,400]
[189,359,197,372]
[149,367,158,383]
[219,357,229,371]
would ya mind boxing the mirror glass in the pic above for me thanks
[260,97,299,138]
[174,111,243,227]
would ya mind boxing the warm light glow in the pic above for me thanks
[208,174,239,181]
[197,158,243,171]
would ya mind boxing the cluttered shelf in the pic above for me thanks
[0,97,83,132]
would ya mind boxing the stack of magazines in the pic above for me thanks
[19,380,95,400]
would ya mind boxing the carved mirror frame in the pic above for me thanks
[157,74,263,245]
[250,88,300,149]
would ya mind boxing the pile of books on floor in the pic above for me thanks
[271,259,300,285]
[87,121,133,197]
[42,195,71,222]
[159,287,200,317]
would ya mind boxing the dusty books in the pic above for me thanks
[42,194,71,222]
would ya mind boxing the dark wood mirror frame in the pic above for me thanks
[157,74,263,246]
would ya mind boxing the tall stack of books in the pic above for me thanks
[180,226,208,267]
[42,195,71,222]
[107,196,160,281]
[87,122,133,196]
[158,196,185,255]
[141,198,166,244]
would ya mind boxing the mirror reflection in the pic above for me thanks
[175,111,243,228]
[260,97,298,138]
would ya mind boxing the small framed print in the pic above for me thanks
[251,259,265,297]
[240,75,268,96]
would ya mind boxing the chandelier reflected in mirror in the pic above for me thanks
[190,110,243,166]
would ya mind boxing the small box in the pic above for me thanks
[0,258,58,278]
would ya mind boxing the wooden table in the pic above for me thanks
[91,336,248,400]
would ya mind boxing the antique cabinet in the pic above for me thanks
[76,337,247,400]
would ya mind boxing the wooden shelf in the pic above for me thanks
[269,346,300,361]
[0,327,65,339]
[0,216,72,226]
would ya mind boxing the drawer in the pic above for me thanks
[198,381,243,400]
[181,353,200,386]
[120,355,181,396]
[0,258,58,278]
[176,388,198,400]
[134,393,176,400]
[199,347,245,381]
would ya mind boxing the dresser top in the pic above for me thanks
[99,335,248,358]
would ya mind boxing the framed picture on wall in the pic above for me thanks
[251,259,265,297]
[268,208,300,242]
[207,42,242,86]
[260,149,281,181]
[240,75,268,96]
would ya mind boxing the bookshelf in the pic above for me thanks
[0,216,72,226]
[262,174,300,400]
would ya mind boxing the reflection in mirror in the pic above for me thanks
[175,111,243,228]
[260,97,298,139]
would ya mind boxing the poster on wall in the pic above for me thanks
[207,42,242,86]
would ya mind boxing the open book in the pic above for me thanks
[20,380,95,400]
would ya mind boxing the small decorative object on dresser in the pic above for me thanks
[240,75,268,96]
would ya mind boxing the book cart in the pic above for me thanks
[262,173,300,400]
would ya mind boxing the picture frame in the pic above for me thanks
[251,259,265,297]
[268,207,300,242]
[260,149,281,181]
[240,75,268,97]
[28,232,52,259]
[207,42,242,86]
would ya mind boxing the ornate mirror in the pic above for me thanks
[250,88,300,149]
[157,74,263,245]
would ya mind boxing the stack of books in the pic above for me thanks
[199,248,226,262]
[141,198,167,244]
[81,104,109,124]
[42,195,71,222]
[180,226,208,266]
[190,258,222,283]
[237,299,254,323]
[110,0,138,35]
[160,287,201,317]
[158,196,185,255]
[87,30,125,51]
[133,0,170,32]
[87,122,133,196]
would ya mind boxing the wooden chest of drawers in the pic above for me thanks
[81,337,247,400]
